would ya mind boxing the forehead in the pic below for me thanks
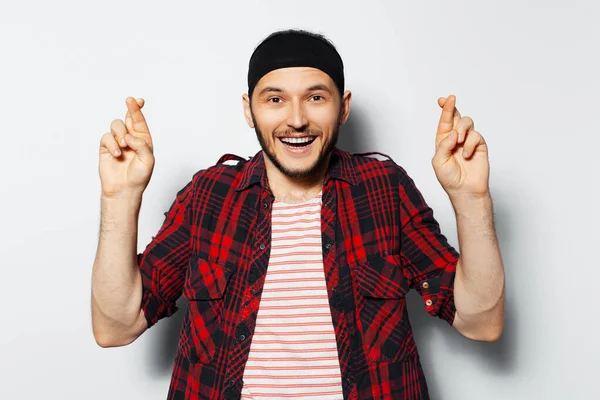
[255,67,335,92]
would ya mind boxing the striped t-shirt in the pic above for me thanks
[241,192,343,400]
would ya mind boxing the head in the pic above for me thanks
[242,29,352,179]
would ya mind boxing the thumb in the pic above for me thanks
[434,130,458,163]
[125,134,152,158]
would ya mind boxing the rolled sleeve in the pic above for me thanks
[396,165,460,325]
[137,178,195,328]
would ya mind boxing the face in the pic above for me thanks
[243,67,351,179]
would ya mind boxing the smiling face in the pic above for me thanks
[243,67,351,179]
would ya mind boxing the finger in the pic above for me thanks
[437,94,457,135]
[452,107,462,126]
[124,133,152,160]
[125,99,145,131]
[454,117,474,144]
[110,119,128,148]
[100,132,122,157]
[125,97,149,134]
[434,129,459,163]
[461,130,485,158]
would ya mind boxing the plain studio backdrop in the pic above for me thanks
[1,0,598,399]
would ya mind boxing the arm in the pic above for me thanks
[450,193,505,341]
[92,97,155,348]
[91,193,148,347]
[432,94,505,341]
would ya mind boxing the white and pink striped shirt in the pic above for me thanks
[241,193,343,400]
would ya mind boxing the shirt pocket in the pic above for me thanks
[178,256,234,364]
[354,254,413,363]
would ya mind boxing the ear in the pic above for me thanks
[242,93,255,128]
[339,90,352,125]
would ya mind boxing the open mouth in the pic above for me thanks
[278,136,317,148]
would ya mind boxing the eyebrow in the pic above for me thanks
[306,84,333,94]
[257,84,334,97]
[257,86,284,96]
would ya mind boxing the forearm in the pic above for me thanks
[451,193,505,336]
[92,193,145,342]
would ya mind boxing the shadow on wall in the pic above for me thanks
[143,105,517,391]
[337,104,375,154]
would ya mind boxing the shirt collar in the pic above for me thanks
[235,147,357,192]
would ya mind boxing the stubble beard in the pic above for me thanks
[251,109,341,179]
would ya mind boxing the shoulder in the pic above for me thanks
[188,153,250,189]
[351,150,410,182]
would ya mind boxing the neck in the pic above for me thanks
[263,153,331,204]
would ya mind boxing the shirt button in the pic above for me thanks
[259,244,266,250]
[251,289,256,295]
[422,281,429,289]
[325,243,332,249]
[228,379,235,387]
[263,202,268,209]
[425,299,433,306]
[239,334,246,341]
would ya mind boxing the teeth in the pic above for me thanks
[280,137,314,144]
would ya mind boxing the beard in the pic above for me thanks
[251,109,341,179]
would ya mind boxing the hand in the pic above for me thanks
[432,95,490,199]
[99,97,155,198]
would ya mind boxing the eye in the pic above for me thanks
[311,95,324,101]
[268,97,282,103]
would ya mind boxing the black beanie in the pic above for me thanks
[247,30,345,97]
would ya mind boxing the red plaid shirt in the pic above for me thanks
[137,147,459,400]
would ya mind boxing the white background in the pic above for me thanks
[1,0,598,399]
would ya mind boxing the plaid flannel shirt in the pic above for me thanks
[137,147,460,400]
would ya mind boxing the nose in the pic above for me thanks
[286,99,309,130]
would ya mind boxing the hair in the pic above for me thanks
[257,28,338,51]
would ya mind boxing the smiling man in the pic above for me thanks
[92,29,505,400]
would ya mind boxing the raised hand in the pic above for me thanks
[99,97,155,198]
[431,95,490,199]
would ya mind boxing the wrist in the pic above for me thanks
[449,192,493,217]
[101,189,144,203]
[100,191,144,218]
[100,193,143,235]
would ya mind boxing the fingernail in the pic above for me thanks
[113,149,121,156]
[120,138,126,146]
[463,150,468,158]
[457,132,462,142]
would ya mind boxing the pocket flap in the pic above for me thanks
[183,257,234,300]
[356,254,409,299]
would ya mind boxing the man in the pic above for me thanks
[92,29,505,400]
